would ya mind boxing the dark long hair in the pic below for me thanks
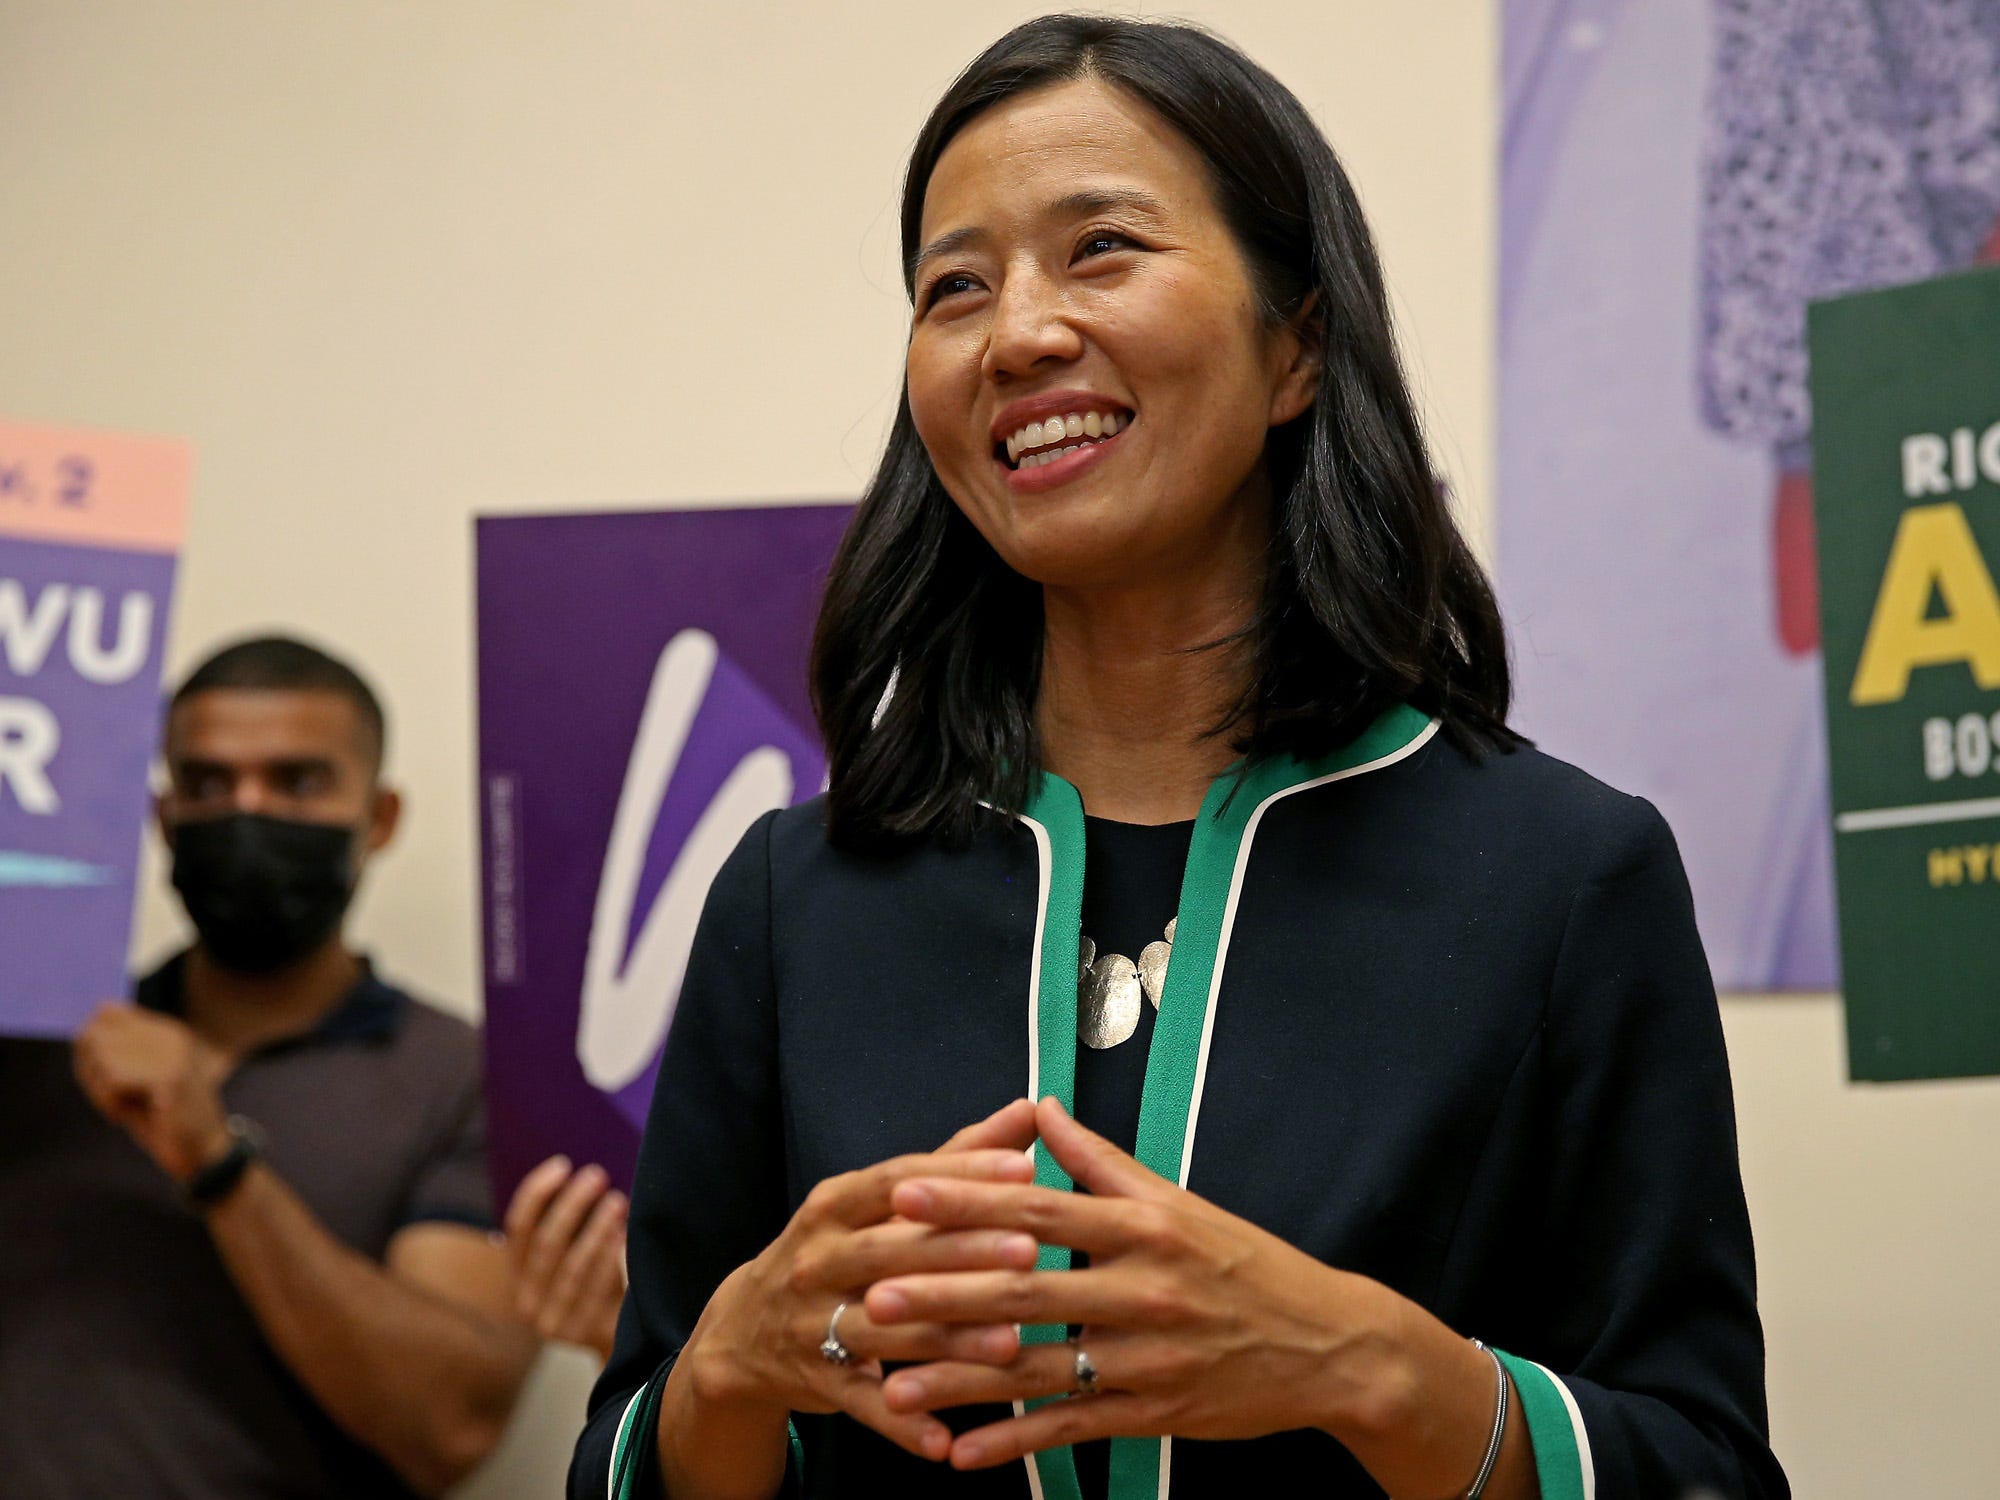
[812,13,1518,848]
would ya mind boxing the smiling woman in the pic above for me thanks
[569,15,1787,1500]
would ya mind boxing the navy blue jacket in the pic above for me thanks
[571,714,1786,1500]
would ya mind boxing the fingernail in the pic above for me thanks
[982,1327,1016,1359]
[873,1287,909,1320]
[551,1155,572,1172]
[894,1375,927,1404]
[956,1439,985,1466]
[1003,1232,1037,1262]
[899,1183,935,1214]
[923,1426,950,1461]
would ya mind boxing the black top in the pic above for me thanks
[571,732,1787,1499]
[0,956,492,1500]
[1073,814,1192,1158]
[1070,814,1194,1500]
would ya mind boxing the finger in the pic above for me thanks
[882,1338,1105,1412]
[886,1177,1142,1254]
[71,1045,151,1126]
[539,1190,626,1340]
[72,1045,119,1113]
[865,1267,1168,1329]
[520,1164,608,1297]
[936,1098,1039,1154]
[808,1148,1036,1229]
[77,1001,132,1041]
[834,1304,1022,1368]
[832,1373,953,1464]
[949,1391,1160,1470]
[70,1044,104,1102]
[503,1156,574,1264]
[505,1155,575,1238]
[1035,1096,1172,1200]
[79,1052,148,1117]
[805,1220,1040,1291]
[573,1209,630,1355]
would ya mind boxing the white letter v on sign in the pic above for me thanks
[576,629,793,1092]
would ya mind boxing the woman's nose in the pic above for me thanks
[981,269,1084,379]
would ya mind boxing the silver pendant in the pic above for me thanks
[1138,940,1171,1007]
[1078,953,1142,1049]
[1076,918,1176,1047]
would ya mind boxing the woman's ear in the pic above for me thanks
[1268,291,1322,427]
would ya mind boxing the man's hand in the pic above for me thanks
[72,1003,233,1183]
[504,1155,629,1361]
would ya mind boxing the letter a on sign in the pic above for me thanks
[1850,502,2000,706]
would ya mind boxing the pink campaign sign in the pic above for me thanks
[0,420,192,555]
[1,419,192,1037]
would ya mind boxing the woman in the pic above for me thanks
[572,15,1786,1500]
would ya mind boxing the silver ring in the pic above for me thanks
[1073,1345,1099,1395]
[819,1301,853,1366]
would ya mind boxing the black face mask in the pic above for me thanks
[169,813,360,975]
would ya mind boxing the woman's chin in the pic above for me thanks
[975,502,1144,587]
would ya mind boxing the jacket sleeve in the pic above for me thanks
[1497,796,1788,1500]
[568,809,800,1500]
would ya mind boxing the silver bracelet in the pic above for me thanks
[1465,1339,1509,1500]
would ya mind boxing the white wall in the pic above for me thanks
[2,4,1994,1496]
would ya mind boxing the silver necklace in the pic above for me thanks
[1076,918,1175,1049]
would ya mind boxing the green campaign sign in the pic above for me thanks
[1809,265,2000,1082]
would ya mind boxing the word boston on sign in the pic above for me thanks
[0,418,191,1038]
[1808,265,2000,1082]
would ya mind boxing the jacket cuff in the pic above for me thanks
[1492,1349,1596,1500]
[606,1358,804,1500]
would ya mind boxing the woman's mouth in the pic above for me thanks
[1000,407,1132,469]
[993,407,1135,490]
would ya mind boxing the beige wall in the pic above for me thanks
[2,3,1994,1495]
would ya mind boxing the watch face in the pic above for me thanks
[226,1114,267,1152]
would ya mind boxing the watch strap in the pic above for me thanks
[184,1115,264,1208]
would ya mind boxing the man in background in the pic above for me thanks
[0,635,624,1497]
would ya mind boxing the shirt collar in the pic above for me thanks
[135,950,408,1047]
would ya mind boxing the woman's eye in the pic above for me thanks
[1077,231,1132,260]
[924,272,979,309]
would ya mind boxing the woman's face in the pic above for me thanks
[906,77,1317,592]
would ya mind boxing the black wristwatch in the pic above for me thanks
[184,1115,266,1209]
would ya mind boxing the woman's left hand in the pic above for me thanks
[865,1096,1507,1494]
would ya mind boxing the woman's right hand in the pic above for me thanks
[677,1098,1044,1463]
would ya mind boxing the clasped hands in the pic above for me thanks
[687,1096,1409,1473]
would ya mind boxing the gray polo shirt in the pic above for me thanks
[0,954,494,1499]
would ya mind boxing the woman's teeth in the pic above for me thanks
[1004,410,1128,466]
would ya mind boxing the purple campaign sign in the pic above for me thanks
[1,537,178,1036]
[475,505,851,1200]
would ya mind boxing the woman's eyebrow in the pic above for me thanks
[909,225,986,281]
[1045,187,1170,223]
[908,188,1174,280]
